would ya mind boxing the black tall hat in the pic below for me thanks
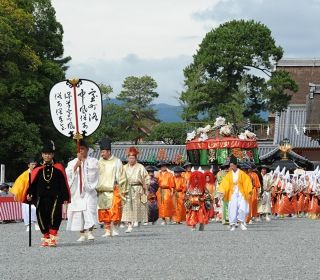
[157,160,169,167]
[211,163,219,171]
[172,166,185,173]
[230,154,238,165]
[99,138,112,151]
[42,141,55,153]
[239,162,251,170]
[145,165,158,172]
[259,164,270,170]
[79,139,88,148]
[183,161,193,168]
[220,159,230,168]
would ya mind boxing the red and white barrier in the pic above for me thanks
[0,196,22,221]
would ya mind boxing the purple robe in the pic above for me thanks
[148,176,159,223]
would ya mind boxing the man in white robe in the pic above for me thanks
[66,140,99,242]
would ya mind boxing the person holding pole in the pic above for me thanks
[96,138,128,237]
[25,141,70,247]
[66,140,99,242]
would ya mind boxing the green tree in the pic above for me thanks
[180,19,298,122]
[147,122,191,145]
[99,83,113,101]
[117,76,159,143]
[90,103,134,143]
[89,84,134,143]
[0,0,71,179]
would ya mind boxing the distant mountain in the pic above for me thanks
[151,103,182,122]
[103,99,183,122]
[103,99,268,122]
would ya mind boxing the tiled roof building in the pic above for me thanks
[273,58,320,163]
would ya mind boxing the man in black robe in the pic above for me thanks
[26,141,70,247]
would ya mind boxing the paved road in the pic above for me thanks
[1,218,320,280]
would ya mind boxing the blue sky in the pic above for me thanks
[52,0,320,105]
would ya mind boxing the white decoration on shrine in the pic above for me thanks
[186,130,196,142]
[220,124,232,136]
[214,116,226,128]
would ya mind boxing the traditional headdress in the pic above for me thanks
[172,166,185,173]
[99,138,112,151]
[239,162,251,171]
[211,164,220,174]
[127,146,139,157]
[189,171,206,191]
[230,154,237,165]
[198,166,204,173]
[284,170,290,182]
[259,164,270,171]
[274,166,280,175]
[220,160,230,170]
[157,160,169,167]
[79,139,88,148]
[183,161,193,168]
[145,165,158,172]
[204,170,215,184]
[42,140,55,153]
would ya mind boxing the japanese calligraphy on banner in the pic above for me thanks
[49,79,102,137]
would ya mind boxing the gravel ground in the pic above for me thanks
[1,218,320,280]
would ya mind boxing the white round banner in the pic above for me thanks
[49,79,102,137]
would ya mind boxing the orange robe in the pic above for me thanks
[297,192,305,213]
[278,194,294,215]
[271,182,282,215]
[172,176,186,223]
[156,170,175,218]
[304,186,311,213]
[291,194,298,214]
[185,195,210,226]
[247,171,261,222]
[98,186,122,223]
[182,171,192,187]
[308,195,320,214]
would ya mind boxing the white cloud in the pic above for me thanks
[52,0,320,105]
[193,0,320,57]
[52,0,217,61]
[66,54,192,105]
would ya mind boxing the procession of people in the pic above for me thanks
[6,138,320,247]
